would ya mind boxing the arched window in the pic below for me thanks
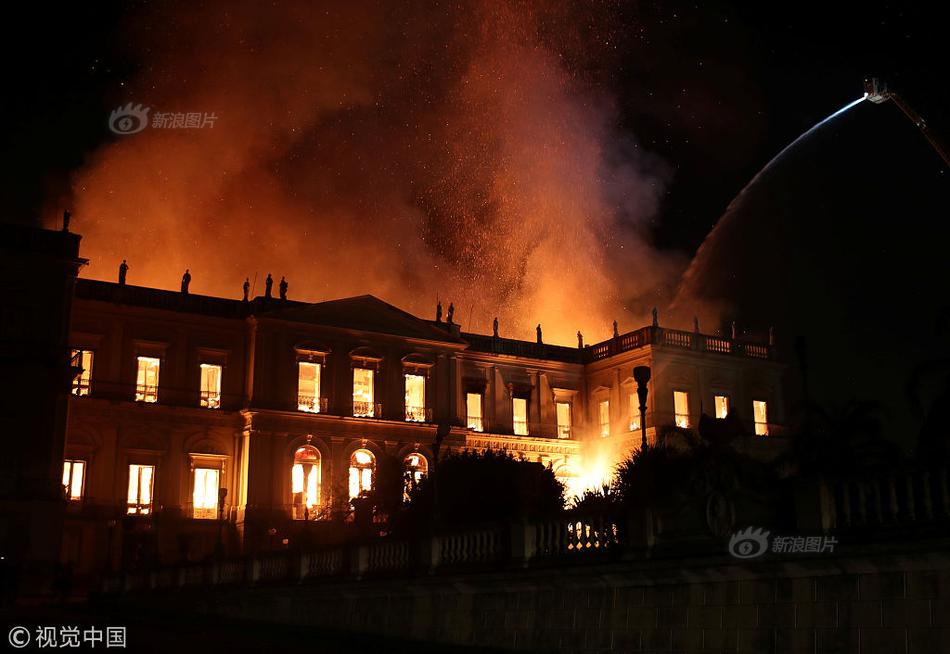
[403,453,428,501]
[348,449,376,501]
[291,446,321,520]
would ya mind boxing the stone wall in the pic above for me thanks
[125,539,950,654]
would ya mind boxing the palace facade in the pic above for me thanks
[56,248,785,579]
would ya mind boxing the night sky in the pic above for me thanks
[3,1,943,255]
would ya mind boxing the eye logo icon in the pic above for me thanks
[109,103,150,135]
[728,527,770,559]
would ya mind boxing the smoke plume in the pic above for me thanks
[60,1,684,344]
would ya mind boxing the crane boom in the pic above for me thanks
[864,78,950,169]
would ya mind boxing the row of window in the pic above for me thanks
[73,351,768,437]
[463,392,574,439]
[72,350,223,408]
[597,391,770,437]
[61,449,430,520]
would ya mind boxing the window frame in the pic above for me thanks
[62,458,86,501]
[126,463,156,515]
[403,452,428,501]
[673,390,690,428]
[199,362,223,409]
[466,392,484,432]
[348,448,376,501]
[628,392,642,431]
[714,394,731,420]
[403,372,427,422]
[352,367,376,417]
[291,445,322,520]
[753,399,770,436]
[71,349,94,397]
[597,399,610,438]
[296,360,323,413]
[134,355,162,403]
[556,401,572,439]
[512,396,529,435]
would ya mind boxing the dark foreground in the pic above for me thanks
[5,601,503,654]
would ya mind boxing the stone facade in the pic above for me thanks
[61,276,784,579]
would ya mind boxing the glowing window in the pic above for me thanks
[404,373,426,422]
[71,349,93,396]
[199,364,222,409]
[348,449,375,500]
[297,362,321,413]
[127,464,154,515]
[192,467,220,519]
[291,446,321,520]
[403,453,428,501]
[466,392,483,432]
[673,391,690,428]
[715,395,730,420]
[753,400,769,436]
[628,393,641,431]
[62,459,85,501]
[599,400,610,438]
[512,397,528,435]
[353,368,375,417]
[135,356,160,403]
[556,402,572,439]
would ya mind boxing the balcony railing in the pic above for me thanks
[586,326,775,362]
[127,502,152,516]
[200,390,221,409]
[353,401,381,418]
[467,416,484,432]
[557,425,572,439]
[135,384,159,403]
[297,395,328,414]
[513,419,528,436]
[404,405,431,423]
[72,379,91,396]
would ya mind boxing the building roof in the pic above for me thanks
[259,294,468,344]
[73,279,774,362]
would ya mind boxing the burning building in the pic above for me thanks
[54,228,785,580]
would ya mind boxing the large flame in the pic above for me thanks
[56,1,685,344]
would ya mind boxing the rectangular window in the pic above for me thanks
[353,368,375,417]
[71,349,93,396]
[297,361,321,413]
[599,400,610,438]
[62,459,85,501]
[753,400,769,436]
[715,395,730,420]
[466,392,483,432]
[556,402,572,439]
[127,464,154,515]
[673,391,690,428]
[628,393,641,431]
[199,364,222,409]
[512,397,528,435]
[192,467,220,519]
[135,356,160,403]
[404,373,426,422]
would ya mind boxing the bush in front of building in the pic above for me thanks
[393,450,565,534]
